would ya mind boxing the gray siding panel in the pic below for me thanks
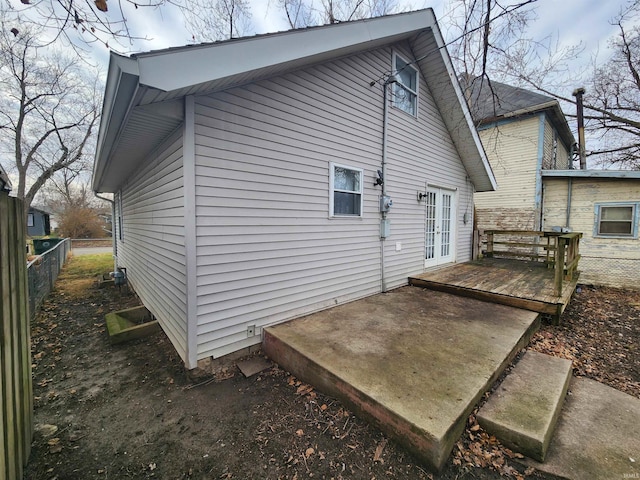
[116,130,188,361]
[194,43,475,359]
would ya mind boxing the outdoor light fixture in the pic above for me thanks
[374,169,384,187]
[417,191,427,202]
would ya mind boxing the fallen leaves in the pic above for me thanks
[48,437,63,454]
[296,384,314,396]
[373,439,387,463]
[530,285,640,399]
[453,413,532,479]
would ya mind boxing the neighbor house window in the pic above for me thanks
[392,53,418,116]
[330,163,363,217]
[27,213,34,227]
[595,203,638,237]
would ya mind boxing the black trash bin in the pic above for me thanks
[33,238,62,255]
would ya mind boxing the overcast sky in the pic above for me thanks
[112,0,629,66]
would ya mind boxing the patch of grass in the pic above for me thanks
[64,253,113,279]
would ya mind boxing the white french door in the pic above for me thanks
[425,187,456,267]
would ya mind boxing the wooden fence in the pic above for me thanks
[0,193,32,480]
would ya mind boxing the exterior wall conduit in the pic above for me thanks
[379,74,398,293]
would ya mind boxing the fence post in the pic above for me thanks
[0,192,33,480]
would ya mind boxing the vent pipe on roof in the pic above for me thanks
[572,87,587,170]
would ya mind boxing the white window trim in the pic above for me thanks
[27,213,34,227]
[392,51,419,117]
[329,162,364,218]
[594,202,639,239]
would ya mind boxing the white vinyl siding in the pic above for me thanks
[115,130,189,361]
[384,38,474,284]
[192,42,474,359]
[543,178,640,288]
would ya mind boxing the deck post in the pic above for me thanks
[554,237,566,297]
[486,231,494,258]
[473,229,483,260]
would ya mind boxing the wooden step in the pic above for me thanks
[477,351,572,462]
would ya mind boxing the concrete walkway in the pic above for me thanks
[264,286,540,471]
[72,246,113,256]
[526,377,640,480]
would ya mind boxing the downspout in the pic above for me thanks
[566,177,573,229]
[380,75,398,293]
[95,192,117,272]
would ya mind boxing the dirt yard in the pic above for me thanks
[24,254,639,480]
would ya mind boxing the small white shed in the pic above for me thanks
[93,9,496,369]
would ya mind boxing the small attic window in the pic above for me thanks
[392,53,418,116]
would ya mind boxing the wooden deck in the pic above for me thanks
[409,258,578,319]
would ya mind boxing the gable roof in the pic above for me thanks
[29,206,52,216]
[460,75,575,149]
[93,9,496,193]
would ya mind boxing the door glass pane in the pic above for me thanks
[425,191,437,260]
[441,193,452,257]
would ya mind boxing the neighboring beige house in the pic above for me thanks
[463,77,640,289]
[461,76,575,230]
[542,170,640,288]
[92,10,496,368]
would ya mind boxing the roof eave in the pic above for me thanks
[134,10,435,92]
[93,53,141,192]
[421,17,496,192]
[542,169,640,179]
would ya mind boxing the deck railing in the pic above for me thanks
[476,230,582,296]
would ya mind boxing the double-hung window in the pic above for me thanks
[595,203,638,237]
[330,163,363,217]
[393,53,418,116]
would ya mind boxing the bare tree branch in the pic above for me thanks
[0,16,102,218]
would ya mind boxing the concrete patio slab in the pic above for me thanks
[526,377,640,480]
[237,356,272,377]
[264,286,540,471]
[477,351,572,461]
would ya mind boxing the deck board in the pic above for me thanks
[409,258,577,318]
